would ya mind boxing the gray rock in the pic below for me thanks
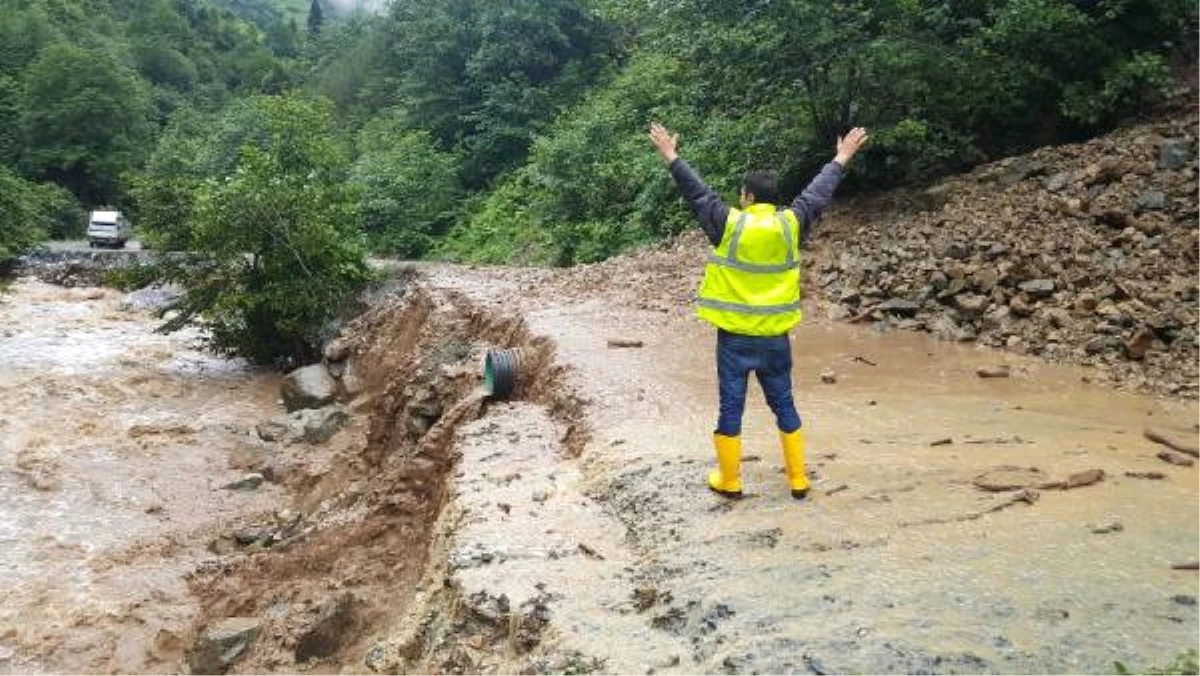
[296,593,356,662]
[877,298,921,316]
[1044,308,1072,329]
[955,293,990,317]
[281,365,339,412]
[341,361,365,398]
[255,419,290,442]
[1158,138,1192,170]
[323,339,350,362]
[1135,190,1168,212]
[1085,335,1123,354]
[222,473,264,491]
[187,617,261,674]
[1044,172,1071,192]
[119,285,182,312]
[301,407,350,445]
[1018,279,1056,298]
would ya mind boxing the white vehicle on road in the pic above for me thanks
[87,210,132,248]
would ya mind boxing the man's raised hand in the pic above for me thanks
[649,122,679,163]
[835,127,869,166]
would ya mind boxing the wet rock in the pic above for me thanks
[1088,520,1123,534]
[255,419,291,443]
[187,617,261,674]
[976,365,1011,379]
[1158,138,1192,170]
[222,473,264,491]
[1124,471,1166,480]
[300,406,350,445]
[877,298,921,316]
[281,365,338,412]
[296,593,357,662]
[1157,450,1194,467]
[119,285,181,312]
[820,370,837,384]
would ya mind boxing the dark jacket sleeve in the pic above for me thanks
[789,161,845,242]
[668,158,729,247]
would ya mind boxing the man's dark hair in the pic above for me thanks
[743,170,779,204]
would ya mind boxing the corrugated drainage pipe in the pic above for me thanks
[483,348,522,399]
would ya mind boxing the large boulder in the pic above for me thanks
[281,365,338,412]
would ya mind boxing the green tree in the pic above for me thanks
[0,166,47,262]
[20,43,153,206]
[307,0,324,35]
[351,113,461,257]
[155,94,370,365]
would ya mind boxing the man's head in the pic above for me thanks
[740,170,779,207]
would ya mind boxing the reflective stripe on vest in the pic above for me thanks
[695,206,803,336]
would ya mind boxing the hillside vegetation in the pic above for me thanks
[1,0,1194,362]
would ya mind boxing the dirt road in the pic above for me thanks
[369,259,1197,674]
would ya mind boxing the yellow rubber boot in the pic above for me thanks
[707,433,743,498]
[780,429,810,499]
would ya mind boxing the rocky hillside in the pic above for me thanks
[808,114,1198,398]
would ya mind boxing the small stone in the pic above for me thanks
[820,370,837,384]
[1088,520,1123,534]
[930,437,953,447]
[256,419,291,442]
[876,298,921,316]
[955,293,990,317]
[1157,450,1194,467]
[977,365,1011,379]
[531,489,550,503]
[1135,190,1168,212]
[222,473,264,491]
[1018,279,1055,298]
[1172,595,1198,607]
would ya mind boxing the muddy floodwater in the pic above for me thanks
[0,279,280,673]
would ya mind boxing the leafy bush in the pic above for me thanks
[154,94,371,365]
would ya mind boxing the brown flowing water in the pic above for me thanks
[0,279,280,673]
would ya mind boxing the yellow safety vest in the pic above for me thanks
[696,203,802,336]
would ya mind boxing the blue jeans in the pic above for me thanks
[715,329,802,436]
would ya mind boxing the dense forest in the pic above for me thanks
[1,0,1194,361]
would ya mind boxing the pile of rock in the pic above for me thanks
[809,115,1198,397]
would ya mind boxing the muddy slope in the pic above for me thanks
[182,281,588,673]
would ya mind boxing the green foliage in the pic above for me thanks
[350,113,461,258]
[153,94,370,365]
[20,43,154,205]
[34,181,86,239]
[437,172,552,265]
[0,166,48,260]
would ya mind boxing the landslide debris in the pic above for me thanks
[809,115,1198,397]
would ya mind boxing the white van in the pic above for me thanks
[87,210,132,248]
